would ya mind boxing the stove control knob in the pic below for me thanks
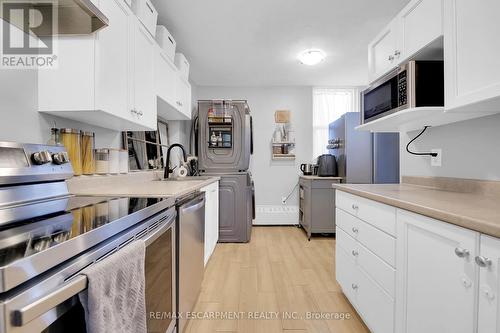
[32,151,52,165]
[52,152,69,165]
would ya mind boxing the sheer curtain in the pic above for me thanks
[312,88,359,160]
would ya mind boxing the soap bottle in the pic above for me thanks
[210,132,218,146]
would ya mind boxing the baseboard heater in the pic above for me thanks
[253,205,299,225]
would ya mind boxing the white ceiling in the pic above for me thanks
[152,0,410,87]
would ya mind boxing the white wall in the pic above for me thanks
[400,113,500,181]
[197,86,313,208]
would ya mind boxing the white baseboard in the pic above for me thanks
[253,205,299,225]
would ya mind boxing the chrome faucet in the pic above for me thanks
[164,143,188,179]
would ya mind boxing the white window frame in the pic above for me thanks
[312,87,360,160]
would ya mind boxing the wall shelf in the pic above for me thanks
[272,154,296,160]
[355,107,484,133]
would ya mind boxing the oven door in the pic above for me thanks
[1,207,177,333]
[362,64,408,124]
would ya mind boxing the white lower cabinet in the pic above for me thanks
[477,235,500,333]
[395,209,478,333]
[201,181,219,266]
[335,203,396,333]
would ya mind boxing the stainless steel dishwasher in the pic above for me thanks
[176,192,205,333]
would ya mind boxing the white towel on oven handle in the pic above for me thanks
[79,240,147,333]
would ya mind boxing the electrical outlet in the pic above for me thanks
[431,149,442,167]
[281,196,287,205]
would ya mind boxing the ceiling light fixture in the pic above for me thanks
[298,49,326,66]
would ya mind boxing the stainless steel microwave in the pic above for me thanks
[361,60,444,124]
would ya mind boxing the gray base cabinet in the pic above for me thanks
[299,177,340,240]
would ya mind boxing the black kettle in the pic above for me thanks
[317,154,338,177]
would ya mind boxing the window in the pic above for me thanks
[312,88,360,159]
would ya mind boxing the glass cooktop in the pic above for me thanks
[0,196,166,268]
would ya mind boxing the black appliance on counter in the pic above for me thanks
[0,142,177,333]
[317,154,338,177]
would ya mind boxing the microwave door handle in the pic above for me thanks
[11,275,88,327]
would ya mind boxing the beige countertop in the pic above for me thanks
[300,175,344,180]
[67,171,220,199]
[332,181,500,238]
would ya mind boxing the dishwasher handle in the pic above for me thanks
[179,195,205,213]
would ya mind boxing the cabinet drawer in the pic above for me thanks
[336,227,395,297]
[356,263,395,333]
[336,208,396,267]
[335,244,358,304]
[336,190,396,236]
[336,241,394,333]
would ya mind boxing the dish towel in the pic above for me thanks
[79,240,147,333]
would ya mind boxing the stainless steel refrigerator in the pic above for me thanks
[196,100,255,243]
[328,112,399,184]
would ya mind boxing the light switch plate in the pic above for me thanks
[431,149,442,167]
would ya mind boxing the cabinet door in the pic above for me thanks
[368,19,398,83]
[395,210,478,333]
[202,182,219,266]
[477,235,500,333]
[176,76,192,119]
[154,47,177,107]
[398,0,443,62]
[444,0,500,113]
[132,19,157,130]
[95,0,131,121]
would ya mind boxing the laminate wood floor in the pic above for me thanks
[185,226,370,333]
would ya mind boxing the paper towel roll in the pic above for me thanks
[175,166,188,178]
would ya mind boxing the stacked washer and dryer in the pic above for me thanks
[196,100,255,243]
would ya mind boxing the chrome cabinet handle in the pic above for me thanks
[351,204,359,210]
[131,109,137,115]
[455,247,470,258]
[475,256,492,268]
[394,50,401,57]
[388,55,394,61]
[352,227,359,234]
[137,110,143,116]
[351,283,358,290]
[352,250,359,257]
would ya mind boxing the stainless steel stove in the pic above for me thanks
[0,142,177,333]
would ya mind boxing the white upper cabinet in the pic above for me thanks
[397,0,443,62]
[176,76,192,119]
[396,210,478,333]
[94,0,132,123]
[368,0,443,83]
[155,46,177,109]
[38,0,158,131]
[477,235,500,333]
[131,17,157,130]
[368,19,398,82]
[444,0,500,114]
[154,45,192,120]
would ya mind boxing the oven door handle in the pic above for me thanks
[12,275,88,327]
[144,215,175,246]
